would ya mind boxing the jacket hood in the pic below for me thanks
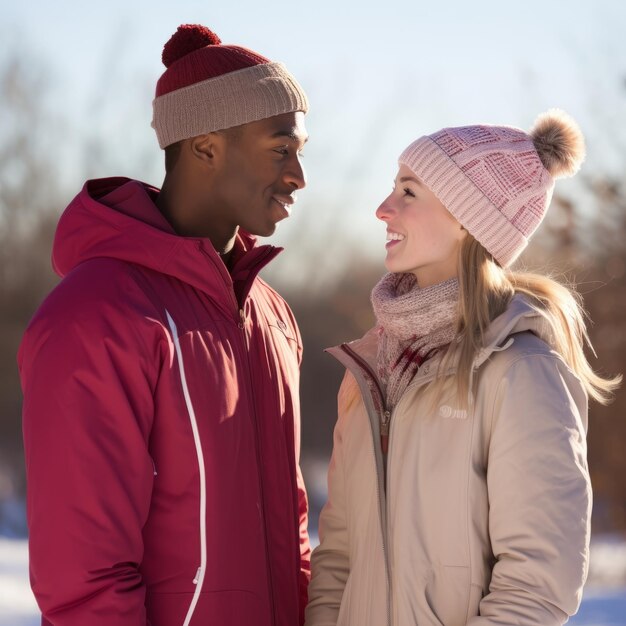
[474,293,558,367]
[52,177,281,310]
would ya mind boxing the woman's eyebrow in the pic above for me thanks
[399,175,424,187]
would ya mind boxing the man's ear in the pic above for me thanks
[189,132,226,169]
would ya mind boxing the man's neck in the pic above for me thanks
[156,176,237,258]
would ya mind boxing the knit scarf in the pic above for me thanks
[371,273,459,409]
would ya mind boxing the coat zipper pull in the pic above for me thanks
[380,409,391,454]
[380,410,391,436]
[238,308,245,329]
[193,567,202,585]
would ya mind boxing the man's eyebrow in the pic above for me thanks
[271,130,309,143]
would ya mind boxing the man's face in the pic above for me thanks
[212,112,308,237]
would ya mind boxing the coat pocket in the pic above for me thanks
[422,565,471,626]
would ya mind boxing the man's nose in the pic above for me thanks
[284,157,306,190]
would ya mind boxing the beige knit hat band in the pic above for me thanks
[152,62,309,149]
[399,137,529,267]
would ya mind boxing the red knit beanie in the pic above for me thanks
[151,25,309,149]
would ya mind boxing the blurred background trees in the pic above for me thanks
[1,46,625,540]
[0,55,61,533]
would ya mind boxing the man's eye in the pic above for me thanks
[274,147,289,155]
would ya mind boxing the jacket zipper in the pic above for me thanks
[339,345,391,453]
[337,343,393,626]
[238,303,277,626]
[197,244,274,326]
[198,243,281,623]
[334,345,453,626]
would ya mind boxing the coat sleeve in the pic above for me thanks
[468,353,591,626]
[19,272,159,626]
[304,372,355,626]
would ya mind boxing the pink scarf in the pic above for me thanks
[371,273,459,409]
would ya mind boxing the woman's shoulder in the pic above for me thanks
[481,330,564,378]
[479,292,565,370]
[499,329,556,359]
[479,331,587,413]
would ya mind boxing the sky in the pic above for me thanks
[2,0,625,285]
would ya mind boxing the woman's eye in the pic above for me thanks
[403,187,416,198]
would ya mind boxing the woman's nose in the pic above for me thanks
[375,196,394,221]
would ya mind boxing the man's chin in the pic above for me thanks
[244,223,278,238]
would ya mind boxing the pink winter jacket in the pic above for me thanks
[19,178,310,626]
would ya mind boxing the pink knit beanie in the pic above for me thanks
[151,24,309,149]
[399,110,586,267]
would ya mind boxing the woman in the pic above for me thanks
[305,111,620,626]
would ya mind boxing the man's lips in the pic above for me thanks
[272,195,296,217]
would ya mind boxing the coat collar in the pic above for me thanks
[328,293,558,384]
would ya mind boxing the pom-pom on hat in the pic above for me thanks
[151,24,309,149]
[399,109,585,267]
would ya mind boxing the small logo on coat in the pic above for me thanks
[438,405,468,419]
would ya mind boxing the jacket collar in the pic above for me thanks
[52,178,281,315]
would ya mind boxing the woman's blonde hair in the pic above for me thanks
[440,234,621,406]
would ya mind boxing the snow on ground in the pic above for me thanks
[573,587,626,626]
[0,539,39,626]
[1,537,625,625]
[574,536,626,626]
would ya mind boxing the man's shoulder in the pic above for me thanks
[53,258,142,301]
[254,275,286,302]
[253,276,294,314]
[31,259,157,331]
[67,256,137,279]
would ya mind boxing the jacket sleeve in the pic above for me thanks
[468,353,591,626]
[304,372,355,626]
[297,463,312,626]
[19,274,159,625]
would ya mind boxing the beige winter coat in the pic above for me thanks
[305,295,591,626]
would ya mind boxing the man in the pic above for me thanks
[19,24,310,626]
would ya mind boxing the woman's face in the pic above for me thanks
[376,164,466,287]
